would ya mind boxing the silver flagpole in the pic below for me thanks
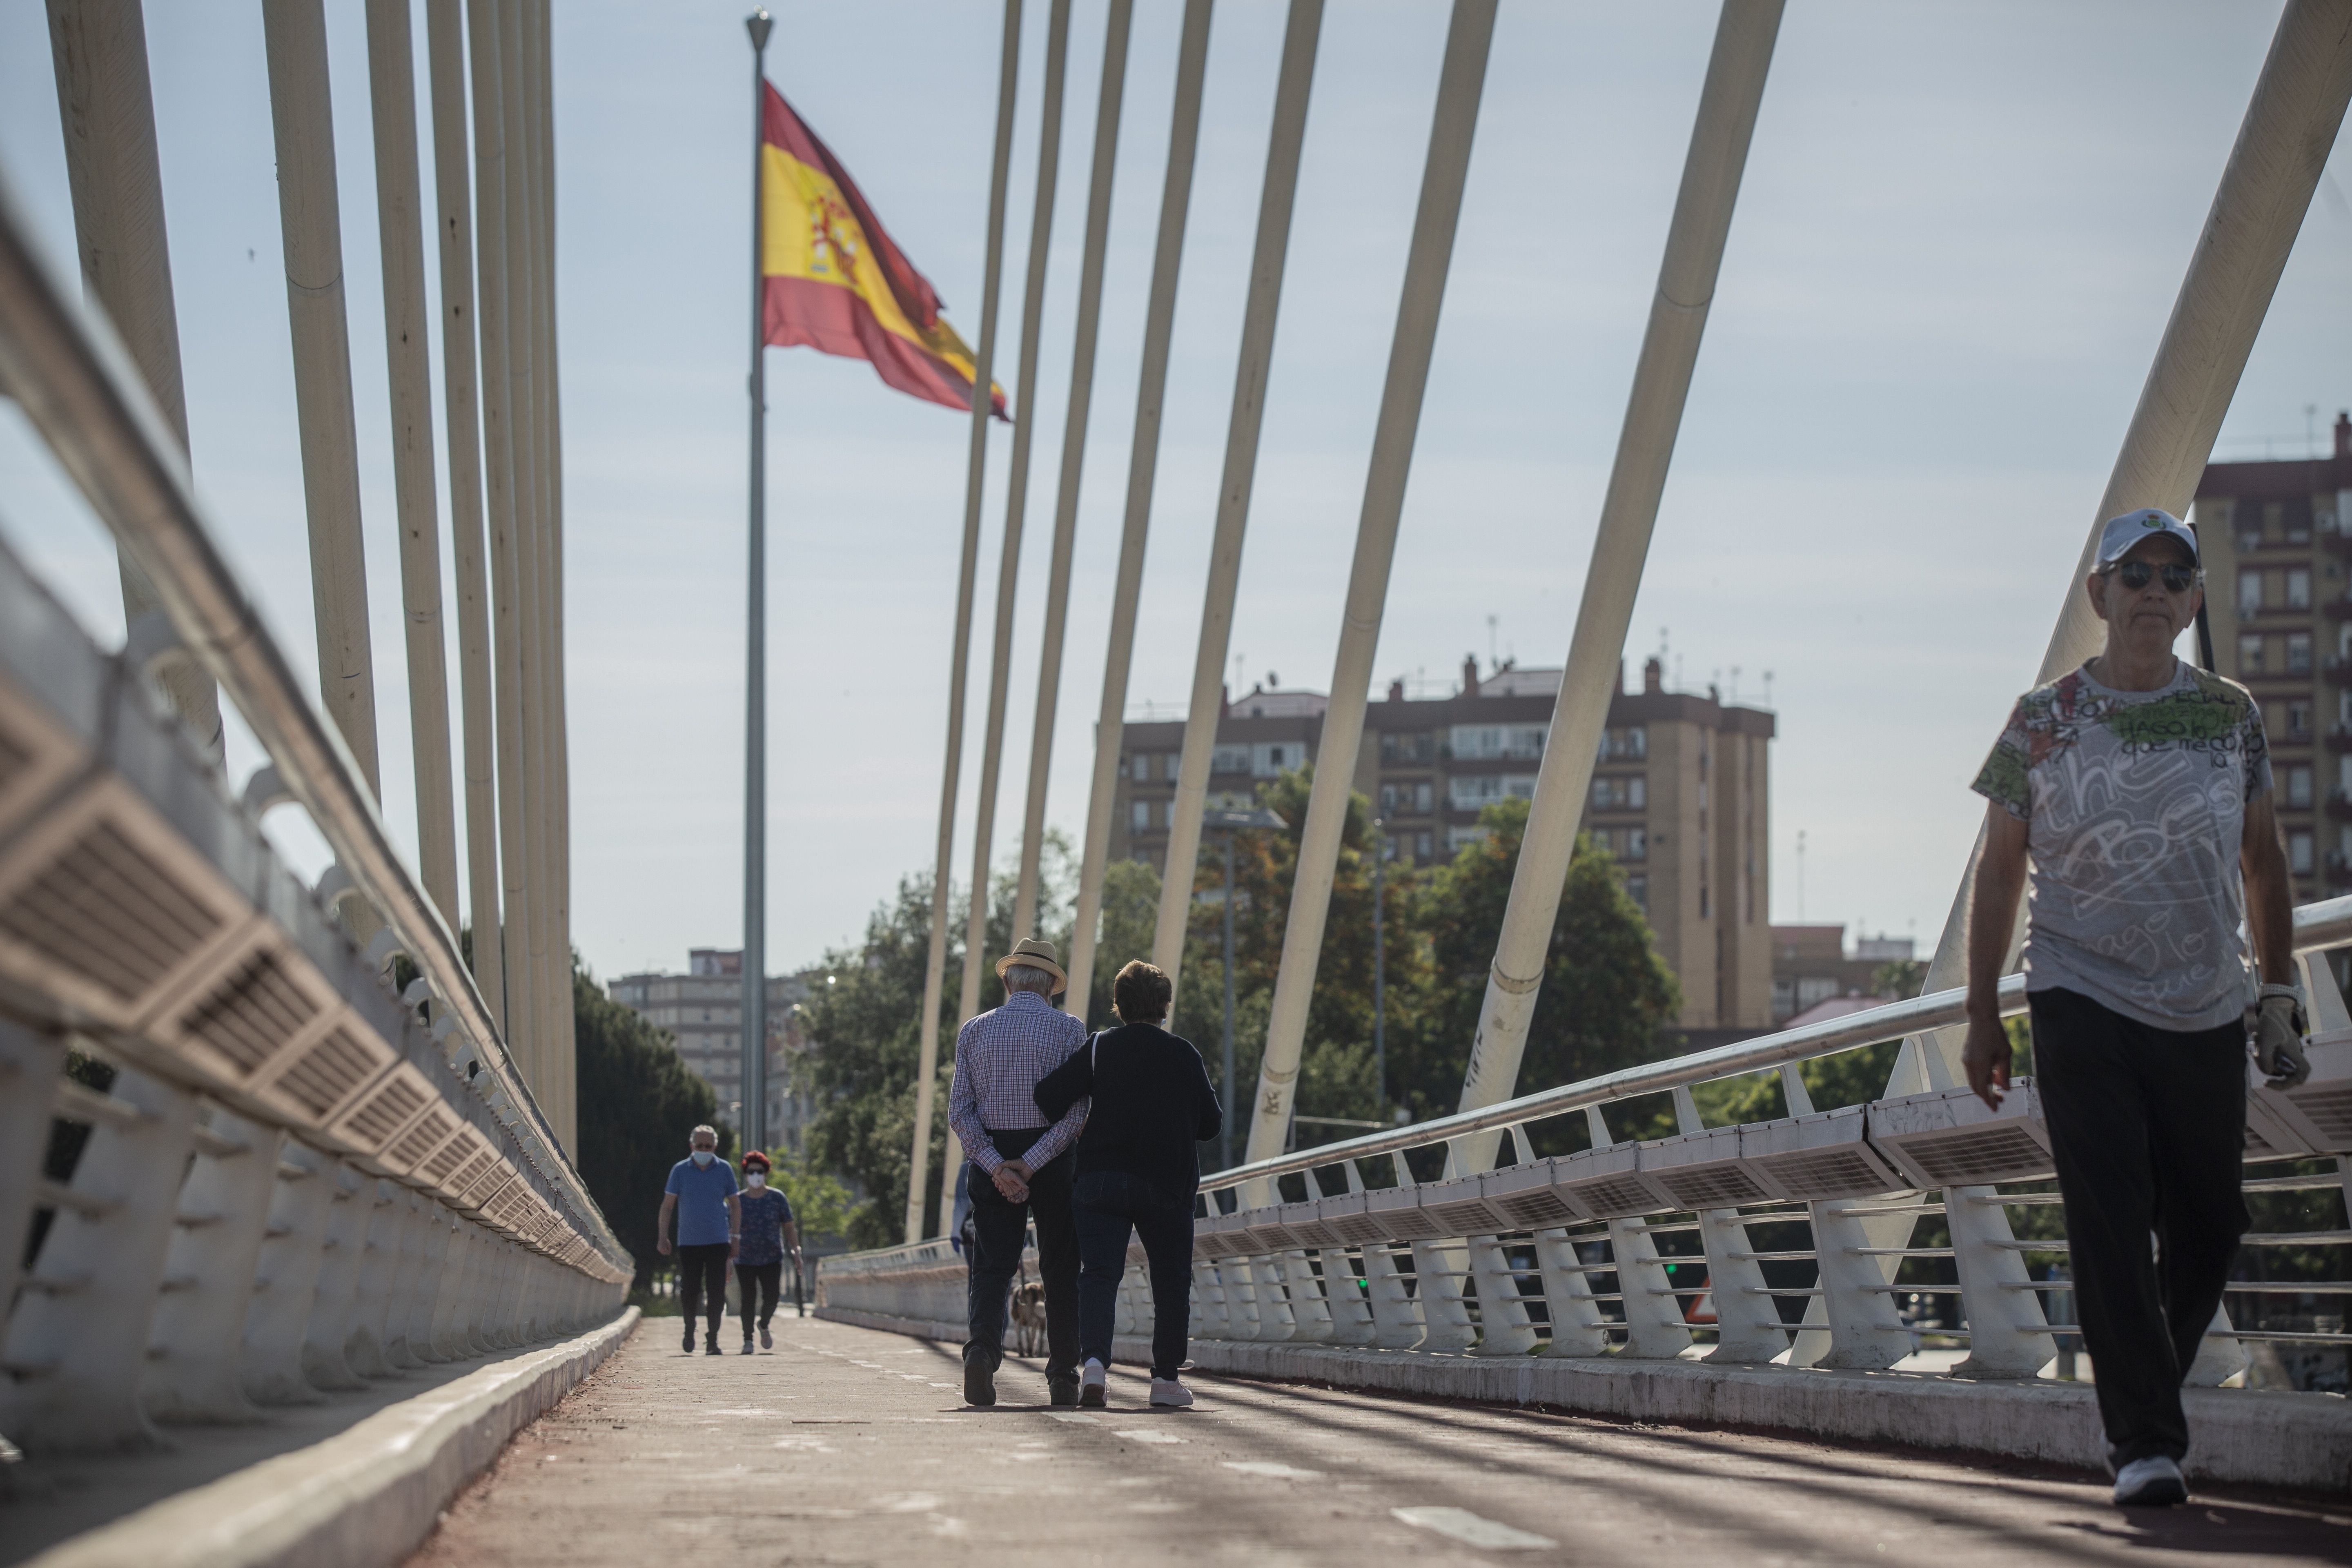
[742,8,775,1157]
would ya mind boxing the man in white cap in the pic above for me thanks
[1963,507,2307,1509]
[947,937,1089,1407]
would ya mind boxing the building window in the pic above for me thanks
[1446,825,1490,851]
[2289,568,2312,610]
[1599,726,1647,760]
[2240,634,2265,673]
[1625,828,1647,861]
[1449,771,1505,808]
[1212,745,1249,775]
[1625,874,1648,911]
[2290,765,2314,808]
[1415,832,1433,861]
[1252,742,1294,776]
[1379,732,1433,764]
[2291,700,2313,738]
[2289,633,2314,675]
[1131,801,1151,833]
[2240,569,2263,616]
[1450,724,1545,760]
[1415,782,1433,813]
[2291,830,2315,875]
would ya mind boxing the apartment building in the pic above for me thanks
[2196,411,2352,905]
[1111,655,1776,1029]
[607,949,818,1153]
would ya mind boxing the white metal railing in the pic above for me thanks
[822,908,2352,1384]
[0,163,627,1455]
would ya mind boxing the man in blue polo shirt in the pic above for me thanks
[657,1124,740,1355]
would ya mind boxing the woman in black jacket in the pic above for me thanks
[1034,960,1221,1409]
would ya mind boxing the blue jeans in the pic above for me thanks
[1073,1169,1195,1380]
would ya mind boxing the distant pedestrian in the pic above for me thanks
[948,937,1088,1408]
[735,1150,801,1353]
[1036,960,1220,1409]
[657,1125,739,1356]
[1964,508,2302,1508]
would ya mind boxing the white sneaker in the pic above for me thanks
[1148,1378,1194,1408]
[2113,1455,2187,1508]
[1080,1358,1107,1408]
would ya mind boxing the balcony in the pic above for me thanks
[2322,596,2352,621]
[2325,726,2352,753]
[2325,656,2352,681]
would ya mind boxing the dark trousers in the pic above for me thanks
[1073,1169,1195,1380]
[2031,987,2249,1466]
[736,1262,782,1332]
[966,1129,1080,1381]
[677,1243,731,1336]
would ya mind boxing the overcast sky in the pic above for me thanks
[2,1,2347,984]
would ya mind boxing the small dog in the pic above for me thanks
[1009,1279,1047,1359]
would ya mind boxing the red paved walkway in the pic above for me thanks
[406,1316,2352,1565]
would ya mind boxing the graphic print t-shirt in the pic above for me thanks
[1972,659,2271,1030]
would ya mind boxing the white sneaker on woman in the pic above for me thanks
[2113,1455,2186,1508]
[1080,1358,1107,1408]
[1149,1378,1194,1408]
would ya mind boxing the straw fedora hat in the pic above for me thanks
[995,937,1068,996]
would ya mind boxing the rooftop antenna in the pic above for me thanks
[1486,613,1499,672]
[1235,651,1247,693]
[1729,664,1741,704]
[1762,669,1774,708]
[1796,829,1806,921]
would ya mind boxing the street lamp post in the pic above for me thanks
[1202,805,1285,1170]
[1371,816,1385,1119]
[1221,828,1236,1170]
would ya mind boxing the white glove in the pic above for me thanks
[2253,983,2312,1090]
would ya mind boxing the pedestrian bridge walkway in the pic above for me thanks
[403,1316,2351,1565]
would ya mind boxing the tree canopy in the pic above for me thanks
[791,769,1692,1237]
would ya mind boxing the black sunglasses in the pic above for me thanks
[2103,559,2199,593]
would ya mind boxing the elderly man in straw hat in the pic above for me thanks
[947,937,1091,1407]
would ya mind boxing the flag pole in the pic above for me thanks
[742,7,774,1158]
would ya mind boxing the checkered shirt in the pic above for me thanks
[947,989,1088,1174]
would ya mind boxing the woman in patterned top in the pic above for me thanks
[734,1151,800,1353]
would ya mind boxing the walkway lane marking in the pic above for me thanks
[1112,1428,1185,1444]
[1045,1412,1097,1423]
[1392,1507,1557,1550]
[1224,1461,1321,1479]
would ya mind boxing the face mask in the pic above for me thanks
[746,1173,767,1190]
[690,1149,714,1167]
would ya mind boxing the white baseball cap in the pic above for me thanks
[2096,507,2199,567]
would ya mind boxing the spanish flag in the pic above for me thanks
[761,84,1007,419]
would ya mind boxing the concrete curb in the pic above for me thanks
[821,1307,2352,1493]
[26,1308,640,1568]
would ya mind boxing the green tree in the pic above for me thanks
[574,961,722,1286]
[800,875,956,1250]
[1871,958,1929,998]
[1082,855,1162,1026]
[1414,798,1682,1145]
[1167,765,1416,1156]
[758,1147,855,1245]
